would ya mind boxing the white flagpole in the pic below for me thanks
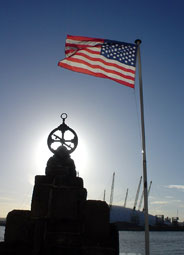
[135,39,150,255]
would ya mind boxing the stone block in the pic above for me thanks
[74,177,84,188]
[82,246,117,255]
[31,183,50,218]
[4,210,33,244]
[34,175,53,185]
[46,219,81,233]
[48,187,87,220]
[43,245,81,255]
[84,200,110,239]
[53,175,84,187]
[46,166,76,178]
[44,231,82,247]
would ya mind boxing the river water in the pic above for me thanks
[1,226,184,254]
[119,231,184,254]
[0,226,5,242]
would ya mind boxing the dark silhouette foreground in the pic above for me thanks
[0,115,119,255]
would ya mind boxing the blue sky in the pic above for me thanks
[0,0,184,220]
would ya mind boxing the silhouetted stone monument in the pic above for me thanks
[0,114,119,255]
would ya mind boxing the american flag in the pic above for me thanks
[58,35,137,88]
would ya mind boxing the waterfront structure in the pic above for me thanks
[0,114,119,255]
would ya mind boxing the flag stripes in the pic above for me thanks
[58,35,137,88]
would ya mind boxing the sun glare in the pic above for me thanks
[33,133,88,182]
[34,133,52,176]
[72,136,88,176]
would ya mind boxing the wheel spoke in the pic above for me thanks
[53,134,62,141]
[63,142,72,149]
[48,122,78,154]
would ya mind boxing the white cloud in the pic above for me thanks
[178,204,184,208]
[165,196,173,199]
[171,199,182,203]
[149,195,156,200]
[151,201,169,205]
[0,197,13,202]
[166,185,184,190]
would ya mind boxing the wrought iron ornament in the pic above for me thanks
[47,113,78,154]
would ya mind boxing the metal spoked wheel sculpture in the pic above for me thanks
[47,113,78,154]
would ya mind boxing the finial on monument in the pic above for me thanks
[135,39,142,46]
[47,113,78,154]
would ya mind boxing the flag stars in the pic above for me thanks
[63,36,136,88]
[101,40,137,67]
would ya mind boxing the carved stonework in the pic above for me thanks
[45,146,76,177]
[0,114,119,255]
